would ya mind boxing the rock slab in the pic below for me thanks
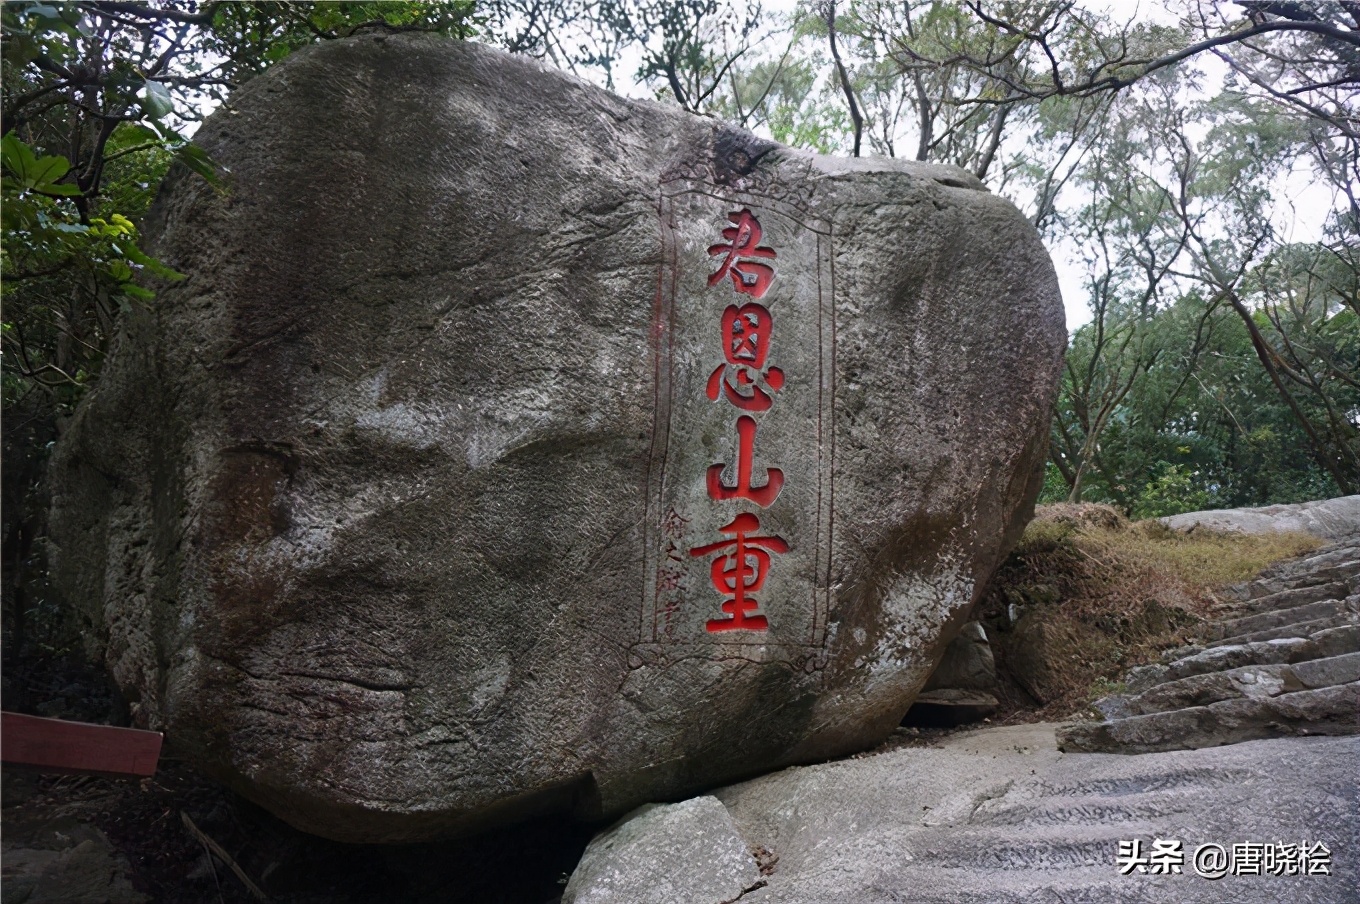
[47,35,1064,841]
[922,620,996,691]
[1,826,148,904]
[1160,495,1360,540]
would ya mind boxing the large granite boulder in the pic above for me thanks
[47,34,1064,841]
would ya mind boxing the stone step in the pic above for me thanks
[1075,545,1360,756]
[1241,560,1360,600]
[1262,544,1360,579]
[1206,611,1360,649]
[1208,597,1351,640]
[1158,643,1205,663]
[1058,681,1360,754]
[1221,546,1357,601]
[1125,624,1360,693]
[1108,652,1360,718]
[1234,581,1352,615]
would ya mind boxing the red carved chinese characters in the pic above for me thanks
[706,303,786,412]
[706,415,784,507]
[692,208,788,633]
[708,209,777,298]
[690,513,789,631]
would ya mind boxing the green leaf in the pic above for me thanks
[4,33,43,67]
[25,153,69,186]
[114,123,163,147]
[2,133,39,178]
[175,143,221,186]
[151,120,177,141]
[1,134,79,195]
[119,241,184,281]
[141,79,173,120]
[93,217,132,237]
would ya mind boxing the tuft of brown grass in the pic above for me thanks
[1030,502,1128,532]
[978,508,1323,723]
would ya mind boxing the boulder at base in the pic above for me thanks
[47,34,1064,842]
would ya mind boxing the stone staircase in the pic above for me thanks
[1058,536,1360,753]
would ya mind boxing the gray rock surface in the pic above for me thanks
[564,723,1359,903]
[1,826,148,904]
[1122,652,1360,716]
[912,621,998,725]
[1061,683,1360,754]
[1160,495,1360,540]
[563,796,764,904]
[1208,598,1355,641]
[1003,607,1076,704]
[45,35,1064,841]
[922,620,996,691]
[1124,626,1360,694]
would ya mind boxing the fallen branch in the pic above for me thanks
[180,811,268,902]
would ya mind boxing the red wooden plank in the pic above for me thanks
[1,711,163,778]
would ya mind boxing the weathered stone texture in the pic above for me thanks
[562,797,763,904]
[47,35,1064,841]
[922,620,996,691]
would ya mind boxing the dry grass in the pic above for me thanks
[1106,520,1321,589]
[979,505,1323,722]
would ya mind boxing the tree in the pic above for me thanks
[483,0,771,113]
[2,1,476,409]
[686,1,1358,505]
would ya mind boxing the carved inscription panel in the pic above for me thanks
[636,184,834,671]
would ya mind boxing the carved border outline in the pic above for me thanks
[631,181,835,673]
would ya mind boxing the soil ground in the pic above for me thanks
[2,755,593,904]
